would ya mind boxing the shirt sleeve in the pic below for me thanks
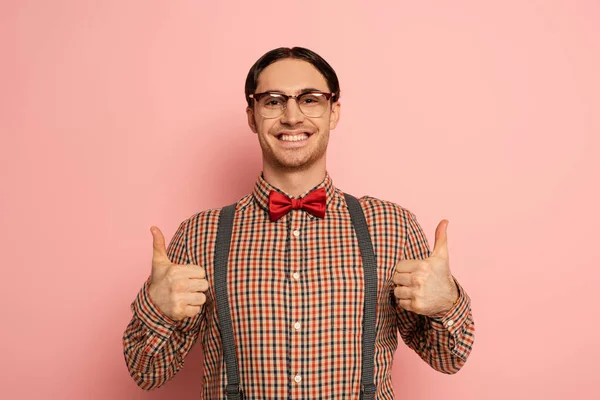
[122,219,205,390]
[394,211,475,374]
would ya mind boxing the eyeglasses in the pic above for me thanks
[249,91,335,119]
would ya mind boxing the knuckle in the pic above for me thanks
[400,300,411,311]
[172,304,184,320]
[165,267,179,280]
[171,297,184,313]
[412,275,424,286]
[412,299,422,312]
[199,279,209,291]
[172,280,188,292]
[186,306,200,318]
[186,264,204,276]
[191,265,206,279]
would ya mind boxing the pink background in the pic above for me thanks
[2,1,599,399]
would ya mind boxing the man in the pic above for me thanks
[123,47,475,399]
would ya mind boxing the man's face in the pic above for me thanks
[246,59,340,172]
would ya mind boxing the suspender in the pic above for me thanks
[344,193,378,400]
[214,193,378,400]
[214,204,241,400]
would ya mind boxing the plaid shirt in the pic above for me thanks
[123,173,475,399]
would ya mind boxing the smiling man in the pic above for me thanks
[123,47,475,399]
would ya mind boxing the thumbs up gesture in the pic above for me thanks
[393,220,459,317]
[148,226,209,321]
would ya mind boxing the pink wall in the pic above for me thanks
[2,1,599,399]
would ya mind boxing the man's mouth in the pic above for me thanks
[276,132,311,142]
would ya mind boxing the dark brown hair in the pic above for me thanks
[244,47,340,107]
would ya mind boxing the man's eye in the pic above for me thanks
[263,97,284,107]
[300,94,322,105]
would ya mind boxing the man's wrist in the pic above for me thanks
[133,279,179,335]
[430,279,460,318]
[448,279,460,308]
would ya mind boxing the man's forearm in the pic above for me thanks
[122,280,202,389]
[396,281,475,374]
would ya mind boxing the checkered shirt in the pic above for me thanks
[123,173,475,399]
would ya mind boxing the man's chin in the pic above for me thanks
[268,155,317,172]
[261,143,326,172]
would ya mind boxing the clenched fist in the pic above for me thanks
[393,219,458,317]
[148,226,209,321]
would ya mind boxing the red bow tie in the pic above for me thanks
[268,188,327,221]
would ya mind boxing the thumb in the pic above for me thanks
[151,226,171,264]
[431,219,449,259]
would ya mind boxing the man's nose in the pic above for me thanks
[280,98,304,125]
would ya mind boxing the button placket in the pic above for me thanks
[288,210,305,393]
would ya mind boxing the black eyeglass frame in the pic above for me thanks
[248,91,336,118]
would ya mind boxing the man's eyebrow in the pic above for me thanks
[260,87,328,94]
[299,87,325,94]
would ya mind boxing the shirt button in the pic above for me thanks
[294,375,302,383]
[294,321,301,330]
[447,320,454,327]
[292,272,300,281]
[292,229,300,237]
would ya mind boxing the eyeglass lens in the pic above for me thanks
[257,93,329,118]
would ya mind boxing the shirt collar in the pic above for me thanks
[252,172,336,216]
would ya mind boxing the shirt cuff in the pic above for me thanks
[130,278,178,339]
[430,277,472,335]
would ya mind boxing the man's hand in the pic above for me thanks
[147,226,209,321]
[393,219,458,317]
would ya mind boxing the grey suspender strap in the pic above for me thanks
[344,193,378,400]
[214,203,243,400]
[214,194,378,400]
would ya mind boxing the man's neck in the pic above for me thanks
[262,164,326,197]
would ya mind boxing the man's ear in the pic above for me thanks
[246,107,258,133]
[329,101,341,130]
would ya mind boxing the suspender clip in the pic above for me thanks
[226,383,244,399]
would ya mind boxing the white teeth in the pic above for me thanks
[279,134,309,142]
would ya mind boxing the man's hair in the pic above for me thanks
[244,47,340,107]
